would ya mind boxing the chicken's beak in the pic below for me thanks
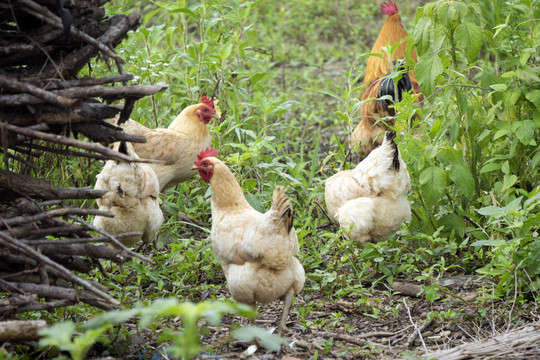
[191,165,198,171]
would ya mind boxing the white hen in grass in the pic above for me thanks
[325,131,411,243]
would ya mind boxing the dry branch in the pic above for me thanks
[0,320,48,341]
[0,84,168,106]
[0,74,78,107]
[0,169,107,200]
[35,243,131,262]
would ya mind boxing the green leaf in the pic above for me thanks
[437,4,458,29]
[449,163,475,199]
[515,68,540,83]
[479,162,500,173]
[490,83,507,92]
[502,174,518,191]
[477,205,506,218]
[245,193,265,213]
[169,7,197,18]
[415,54,443,97]
[455,22,484,63]
[471,239,507,247]
[526,90,540,110]
[526,239,540,275]
[504,89,522,108]
[234,326,286,351]
[413,17,432,55]
[419,167,446,206]
[514,120,536,145]
[439,213,465,238]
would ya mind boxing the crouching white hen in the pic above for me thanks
[94,141,163,248]
[325,131,411,243]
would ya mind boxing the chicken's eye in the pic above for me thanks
[202,161,208,166]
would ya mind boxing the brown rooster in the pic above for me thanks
[351,0,423,157]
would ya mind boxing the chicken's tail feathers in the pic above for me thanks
[271,185,294,233]
[384,131,400,171]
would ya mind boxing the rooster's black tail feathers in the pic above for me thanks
[385,131,400,171]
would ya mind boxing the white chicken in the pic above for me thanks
[192,148,305,334]
[325,131,411,243]
[94,141,163,248]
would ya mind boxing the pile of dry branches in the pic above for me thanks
[0,0,165,320]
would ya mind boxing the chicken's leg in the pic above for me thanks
[278,288,295,335]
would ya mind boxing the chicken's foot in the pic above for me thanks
[278,288,295,336]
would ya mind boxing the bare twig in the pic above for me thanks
[66,215,152,264]
[403,299,428,351]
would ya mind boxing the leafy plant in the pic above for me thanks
[39,299,256,360]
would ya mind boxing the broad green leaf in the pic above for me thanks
[413,17,432,55]
[245,193,265,213]
[526,90,540,109]
[514,120,536,145]
[449,163,475,199]
[419,167,446,206]
[169,7,197,18]
[439,213,465,238]
[502,174,518,191]
[501,160,510,174]
[490,83,507,92]
[477,205,506,218]
[437,4,458,29]
[415,54,443,97]
[515,67,540,83]
[526,239,540,274]
[455,22,484,63]
[234,326,286,351]
[471,239,507,247]
[504,89,522,108]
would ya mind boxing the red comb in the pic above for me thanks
[381,0,398,15]
[197,147,219,161]
[200,95,214,109]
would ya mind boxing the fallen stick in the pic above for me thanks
[0,281,112,310]
[0,320,48,341]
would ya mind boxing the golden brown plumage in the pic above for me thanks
[107,97,217,192]
[351,1,423,157]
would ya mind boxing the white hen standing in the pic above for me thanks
[325,131,411,243]
[192,148,305,334]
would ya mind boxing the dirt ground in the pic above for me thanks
[134,274,538,360]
